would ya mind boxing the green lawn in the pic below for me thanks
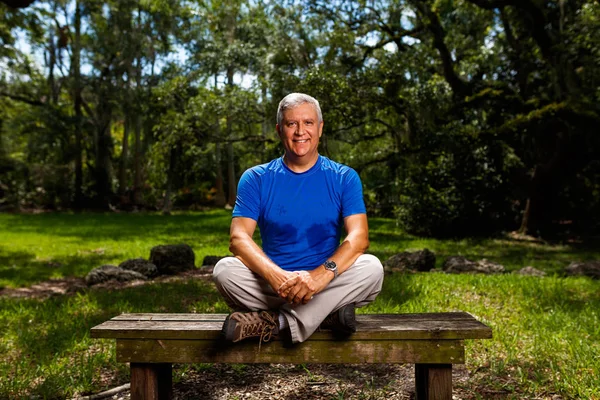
[0,211,599,399]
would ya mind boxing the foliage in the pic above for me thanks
[1,0,599,237]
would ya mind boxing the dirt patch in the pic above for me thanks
[86,363,482,400]
[0,268,214,299]
[0,276,88,299]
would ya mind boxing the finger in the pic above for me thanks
[292,286,313,305]
[287,284,304,303]
[277,275,299,294]
[301,291,315,304]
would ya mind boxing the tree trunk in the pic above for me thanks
[132,55,143,206]
[162,148,177,215]
[117,116,130,197]
[214,138,226,207]
[73,0,83,209]
[261,84,268,159]
[94,103,113,210]
[47,22,57,104]
[213,75,226,207]
[518,161,559,237]
[226,67,236,207]
[226,140,236,207]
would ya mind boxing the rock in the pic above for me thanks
[384,249,436,272]
[565,261,600,279]
[516,266,546,277]
[150,244,196,275]
[442,256,476,273]
[119,258,158,278]
[202,255,226,267]
[85,265,147,286]
[443,256,505,274]
[477,259,506,274]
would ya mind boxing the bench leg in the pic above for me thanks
[415,363,452,400]
[130,363,172,400]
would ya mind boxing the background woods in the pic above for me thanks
[1,0,599,238]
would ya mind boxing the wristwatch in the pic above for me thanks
[323,260,338,279]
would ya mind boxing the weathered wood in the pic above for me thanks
[111,312,477,322]
[91,312,492,341]
[112,313,229,321]
[117,338,464,364]
[130,363,172,400]
[415,364,452,400]
[90,313,492,400]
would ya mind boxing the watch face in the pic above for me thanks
[324,260,337,270]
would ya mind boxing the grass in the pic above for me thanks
[0,211,599,399]
[0,211,232,288]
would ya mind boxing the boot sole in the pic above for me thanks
[221,315,238,341]
[338,304,357,334]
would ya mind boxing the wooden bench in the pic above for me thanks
[91,312,491,400]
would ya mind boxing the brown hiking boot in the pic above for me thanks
[319,304,357,335]
[222,310,280,344]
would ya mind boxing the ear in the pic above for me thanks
[318,121,324,138]
[276,124,282,138]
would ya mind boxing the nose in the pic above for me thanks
[294,124,303,135]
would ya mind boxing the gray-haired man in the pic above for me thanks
[213,93,384,344]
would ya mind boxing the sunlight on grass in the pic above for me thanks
[0,211,599,398]
[361,273,600,399]
[0,211,232,288]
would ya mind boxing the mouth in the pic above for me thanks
[294,139,309,143]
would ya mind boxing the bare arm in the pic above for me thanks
[326,212,370,275]
[279,213,370,304]
[229,217,296,293]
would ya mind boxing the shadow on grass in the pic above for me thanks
[0,245,121,287]
[0,211,233,287]
[0,212,231,242]
[518,276,600,316]
[368,227,599,273]
[3,279,225,366]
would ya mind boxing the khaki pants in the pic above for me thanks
[212,254,384,343]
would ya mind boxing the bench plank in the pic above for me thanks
[91,312,492,341]
[116,338,465,364]
[110,312,479,322]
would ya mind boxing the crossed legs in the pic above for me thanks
[213,254,384,343]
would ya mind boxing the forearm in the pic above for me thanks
[229,235,291,289]
[323,231,369,276]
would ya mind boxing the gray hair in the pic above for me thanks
[276,93,323,127]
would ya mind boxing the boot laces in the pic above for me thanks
[238,311,277,351]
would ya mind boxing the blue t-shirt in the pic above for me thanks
[233,155,366,271]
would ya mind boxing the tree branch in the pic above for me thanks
[466,0,554,62]
[411,1,472,97]
[0,91,45,106]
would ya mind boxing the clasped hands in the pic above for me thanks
[275,269,331,305]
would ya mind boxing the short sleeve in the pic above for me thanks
[341,168,366,217]
[232,168,261,221]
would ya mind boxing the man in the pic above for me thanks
[213,93,383,344]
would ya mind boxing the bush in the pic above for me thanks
[396,128,521,237]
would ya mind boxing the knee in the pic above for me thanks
[212,257,240,288]
[357,253,384,283]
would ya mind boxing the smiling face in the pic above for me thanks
[276,102,324,171]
